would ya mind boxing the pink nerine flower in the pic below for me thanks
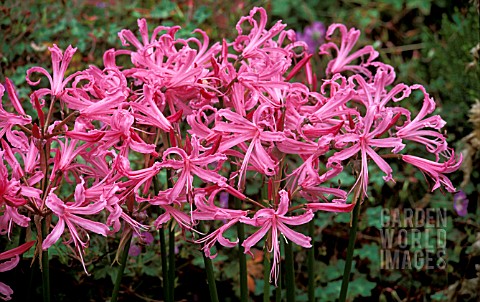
[233,7,287,59]
[42,181,109,274]
[0,241,35,301]
[215,105,285,189]
[396,85,447,155]
[240,190,313,285]
[161,138,227,202]
[0,82,31,151]
[328,108,404,196]
[319,24,378,76]
[0,150,38,234]
[26,44,78,99]
[193,192,247,258]
[402,149,462,193]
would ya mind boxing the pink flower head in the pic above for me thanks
[49,130,104,182]
[100,108,157,155]
[0,241,35,301]
[396,85,448,156]
[152,203,193,231]
[240,190,313,285]
[42,182,109,274]
[328,109,404,196]
[0,151,37,234]
[319,24,378,76]
[325,72,417,196]
[0,82,31,151]
[215,105,285,190]
[161,138,227,202]
[195,218,242,259]
[130,85,172,132]
[26,44,78,100]
[192,192,247,221]
[277,135,334,190]
[402,149,462,193]
[234,7,287,59]
[0,151,27,208]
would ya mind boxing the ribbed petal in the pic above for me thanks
[42,219,65,249]
[306,202,355,213]
[241,221,271,255]
[0,282,13,301]
[0,256,19,273]
[278,210,314,226]
[68,215,109,236]
[276,222,311,248]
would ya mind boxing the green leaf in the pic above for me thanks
[333,212,350,224]
[151,1,176,19]
[354,243,380,261]
[431,291,448,301]
[141,264,160,277]
[271,0,292,16]
[348,277,376,297]
[320,259,356,282]
[254,279,275,297]
[365,206,383,230]
[193,6,212,25]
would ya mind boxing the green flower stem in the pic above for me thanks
[168,224,175,302]
[203,252,219,302]
[339,201,361,302]
[111,233,132,302]
[198,222,219,302]
[263,252,270,302]
[159,228,170,302]
[235,197,248,302]
[307,219,315,302]
[275,261,282,302]
[27,261,36,302]
[42,218,51,302]
[15,226,27,299]
[284,240,295,302]
[154,176,170,302]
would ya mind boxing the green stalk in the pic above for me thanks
[27,260,36,302]
[275,261,282,302]
[263,251,270,302]
[15,226,27,299]
[42,218,51,302]
[111,234,132,302]
[198,222,219,302]
[159,228,170,302]
[339,201,361,302]
[235,197,248,302]
[284,241,295,302]
[307,219,315,302]
[203,253,219,302]
[154,177,170,302]
[168,224,175,301]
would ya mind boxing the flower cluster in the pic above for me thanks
[0,7,460,299]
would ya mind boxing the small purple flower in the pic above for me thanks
[296,21,326,54]
[129,245,142,257]
[219,192,230,224]
[454,191,469,217]
[141,232,154,246]
[219,192,229,208]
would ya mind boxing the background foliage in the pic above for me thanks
[1,0,479,301]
